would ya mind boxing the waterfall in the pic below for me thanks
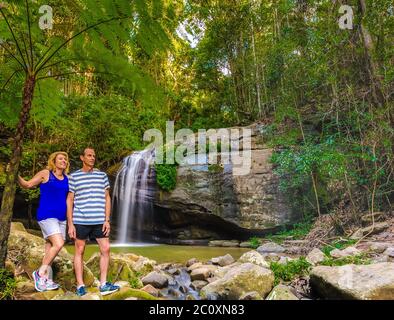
[112,148,156,243]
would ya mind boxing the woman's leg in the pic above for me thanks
[39,234,64,278]
[38,241,52,277]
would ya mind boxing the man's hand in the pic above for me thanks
[102,221,110,237]
[68,224,76,240]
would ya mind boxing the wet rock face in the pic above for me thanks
[152,123,299,240]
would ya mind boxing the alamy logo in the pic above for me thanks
[143,121,252,176]
[39,5,53,30]
[339,5,353,30]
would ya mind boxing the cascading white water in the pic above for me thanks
[112,148,155,244]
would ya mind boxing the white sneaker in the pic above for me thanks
[32,270,47,292]
[46,278,60,290]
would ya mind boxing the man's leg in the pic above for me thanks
[74,238,86,287]
[96,237,110,285]
[39,234,64,278]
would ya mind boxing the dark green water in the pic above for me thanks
[65,244,250,264]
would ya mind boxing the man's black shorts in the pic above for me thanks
[75,224,108,240]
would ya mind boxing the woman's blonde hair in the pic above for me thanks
[46,151,70,174]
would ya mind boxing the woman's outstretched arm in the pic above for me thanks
[18,169,49,189]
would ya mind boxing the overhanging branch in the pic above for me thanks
[0,7,28,71]
[35,15,131,73]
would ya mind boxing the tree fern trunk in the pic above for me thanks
[0,75,36,268]
[358,0,385,106]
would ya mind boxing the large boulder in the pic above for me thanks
[310,263,394,299]
[350,222,390,240]
[213,262,242,279]
[13,278,36,300]
[187,262,203,272]
[367,242,391,253]
[141,284,160,297]
[190,280,208,291]
[50,252,95,290]
[133,256,157,275]
[10,222,27,232]
[238,250,269,268]
[329,247,361,259]
[53,292,102,300]
[141,271,169,289]
[86,252,142,286]
[190,265,217,281]
[7,224,94,290]
[200,263,274,300]
[306,248,326,265]
[17,288,65,300]
[257,242,285,254]
[383,248,394,258]
[239,242,253,248]
[208,240,240,247]
[211,254,235,266]
[186,258,199,267]
[239,291,263,300]
[103,287,159,300]
[266,285,299,300]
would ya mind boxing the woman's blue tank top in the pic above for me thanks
[36,171,69,221]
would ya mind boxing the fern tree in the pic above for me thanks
[0,0,176,267]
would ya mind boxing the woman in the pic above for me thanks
[18,151,69,292]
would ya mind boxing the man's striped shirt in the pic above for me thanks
[69,169,110,225]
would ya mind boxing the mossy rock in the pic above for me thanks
[8,226,94,291]
[133,256,156,276]
[26,229,44,237]
[8,229,45,250]
[5,259,16,275]
[200,263,274,300]
[10,222,27,233]
[19,288,65,300]
[52,257,95,291]
[266,285,299,300]
[103,287,159,300]
[86,253,142,286]
[15,280,36,295]
[51,291,102,300]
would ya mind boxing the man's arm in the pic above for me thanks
[102,189,111,236]
[67,192,76,239]
[105,189,111,222]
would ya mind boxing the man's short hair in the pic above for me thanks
[80,147,95,156]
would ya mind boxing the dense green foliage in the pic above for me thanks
[270,257,311,285]
[320,254,371,267]
[0,269,16,300]
[321,239,358,256]
[266,218,314,243]
[155,163,178,191]
[248,236,261,249]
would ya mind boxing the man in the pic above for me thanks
[67,147,120,296]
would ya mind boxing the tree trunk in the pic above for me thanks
[0,75,36,268]
[251,18,262,118]
[358,0,385,106]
